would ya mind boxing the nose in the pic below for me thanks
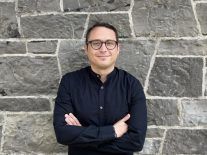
[99,42,107,52]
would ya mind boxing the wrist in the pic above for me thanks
[113,126,117,138]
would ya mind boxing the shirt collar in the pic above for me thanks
[87,66,117,82]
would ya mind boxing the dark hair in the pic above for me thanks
[85,22,119,44]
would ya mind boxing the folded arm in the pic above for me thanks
[54,75,147,153]
[53,75,116,147]
[64,79,147,153]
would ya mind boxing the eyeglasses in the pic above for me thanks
[87,40,118,50]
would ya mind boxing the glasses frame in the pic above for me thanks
[87,40,118,50]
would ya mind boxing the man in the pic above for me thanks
[53,23,147,155]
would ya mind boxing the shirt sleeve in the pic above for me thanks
[96,78,147,153]
[53,75,116,146]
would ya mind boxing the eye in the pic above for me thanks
[106,40,116,46]
[92,41,101,47]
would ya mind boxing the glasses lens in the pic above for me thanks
[91,40,102,50]
[106,40,116,50]
[88,40,117,50]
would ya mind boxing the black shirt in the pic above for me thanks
[53,66,147,155]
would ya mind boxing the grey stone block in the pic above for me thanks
[135,139,161,154]
[0,41,26,54]
[146,128,165,138]
[2,114,67,154]
[196,3,207,35]
[88,14,131,38]
[132,0,198,37]
[205,67,207,96]
[147,99,179,126]
[117,40,156,85]
[147,57,203,97]
[21,14,87,38]
[206,58,207,66]
[27,40,57,54]
[0,115,4,125]
[163,129,207,154]
[0,126,2,144]
[181,99,207,126]
[0,57,59,96]
[58,40,89,75]
[63,0,130,12]
[0,114,4,135]
[0,98,50,111]
[158,39,207,55]
[0,2,20,38]
[18,0,61,13]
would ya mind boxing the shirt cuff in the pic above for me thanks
[99,125,116,141]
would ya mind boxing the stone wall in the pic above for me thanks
[0,0,206,154]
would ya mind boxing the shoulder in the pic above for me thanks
[117,68,143,89]
[117,68,139,82]
[61,67,89,83]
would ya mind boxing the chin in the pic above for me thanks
[97,63,115,69]
[98,65,109,69]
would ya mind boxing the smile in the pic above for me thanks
[97,56,110,57]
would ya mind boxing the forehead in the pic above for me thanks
[88,26,116,40]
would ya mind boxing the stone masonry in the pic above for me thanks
[0,0,207,154]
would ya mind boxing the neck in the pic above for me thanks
[91,65,115,83]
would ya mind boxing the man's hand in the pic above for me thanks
[113,114,130,138]
[65,113,82,126]
[65,113,130,138]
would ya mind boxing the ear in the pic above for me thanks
[117,43,120,54]
[84,45,88,55]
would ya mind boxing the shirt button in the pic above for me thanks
[100,106,103,110]
[100,86,104,89]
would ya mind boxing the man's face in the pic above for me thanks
[85,26,119,70]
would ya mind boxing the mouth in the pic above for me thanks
[97,55,110,57]
[96,56,110,61]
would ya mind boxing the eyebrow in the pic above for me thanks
[88,39,117,42]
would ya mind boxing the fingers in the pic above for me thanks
[69,113,82,126]
[65,113,82,126]
[65,114,73,125]
[113,120,129,138]
[120,114,130,122]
